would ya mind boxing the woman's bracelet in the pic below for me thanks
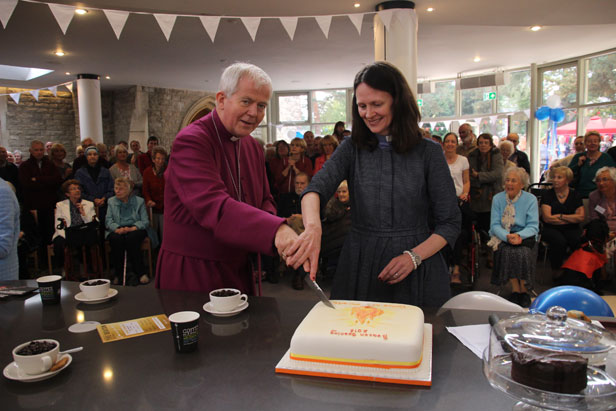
[404,250,422,270]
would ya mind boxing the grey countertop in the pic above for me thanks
[0,281,516,410]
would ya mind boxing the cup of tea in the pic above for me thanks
[79,279,110,299]
[37,275,62,305]
[12,339,60,375]
[169,311,200,353]
[209,288,247,312]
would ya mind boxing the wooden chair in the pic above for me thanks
[47,243,104,281]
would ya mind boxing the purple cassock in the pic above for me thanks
[155,109,285,294]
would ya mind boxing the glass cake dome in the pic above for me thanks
[483,306,616,410]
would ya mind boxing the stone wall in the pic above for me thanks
[3,89,77,161]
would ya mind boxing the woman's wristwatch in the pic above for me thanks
[404,250,422,270]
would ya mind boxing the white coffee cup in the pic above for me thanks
[12,339,60,375]
[209,288,247,312]
[79,279,110,299]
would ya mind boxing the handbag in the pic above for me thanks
[65,221,99,247]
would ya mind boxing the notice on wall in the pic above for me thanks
[97,314,171,343]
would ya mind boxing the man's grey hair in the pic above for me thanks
[30,140,44,149]
[218,62,272,100]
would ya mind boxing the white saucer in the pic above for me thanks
[75,288,118,304]
[3,354,72,383]
[203,301,249,317]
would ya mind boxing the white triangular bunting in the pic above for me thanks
[31,89,39,101]
[154,14,177,41]
[442,120,452,132]
[65,83,73,93]
[199,16,221,42]
[240,17,261,41]
[475,117,483,127]
[523,109,530,120]
[48,86,57,96]
[377,9,395,31]
[103,9,130,40]
[451,121,460,132]
[348,13,363,35]
[9,92,20,104]
[314,15,332,39]
[279,17,298,41]
[48,3,75,35]
[0,0,18,29]
[489,115,498,126]
[429,122,436,131]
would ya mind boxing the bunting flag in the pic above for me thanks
[314,15,332,39]
[442,120,452,132]
[377,9,395,31]
[9,92,20,104]
[48,3,75,34]
[0,0,18,28]
[348,13,363,35]
[65,82,73,93]
[154,14,177,41]
[240,17,261,41]
[523,109,530,120]
[279,17,298,41]
[48,85,57,96]
[199,16,221,42]
[450,121,460,132]
[30,89,39,101]
[103,9,129,40]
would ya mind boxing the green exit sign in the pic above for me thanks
[483,92,496,101]
[417,99,423,107]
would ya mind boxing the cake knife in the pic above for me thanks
[305,278,336,309]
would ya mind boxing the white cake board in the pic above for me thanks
[276,324,432,386]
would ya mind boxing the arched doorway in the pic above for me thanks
[180,95,216,129]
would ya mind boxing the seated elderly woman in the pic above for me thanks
[106,177,150,286]
[488,167,539,308]
[52,179,97,272]
[540,166,584,270]
[589,167,616,233]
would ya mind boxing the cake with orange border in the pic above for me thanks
[289,300,424,369]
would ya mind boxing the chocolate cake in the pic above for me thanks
[511,351,588,394]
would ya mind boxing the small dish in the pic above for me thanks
[75,288,118,304]
[203,300,249,318]
[3,354,72,383]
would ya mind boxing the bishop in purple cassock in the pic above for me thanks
[156,63,296,295]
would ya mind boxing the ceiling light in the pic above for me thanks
[65,72,71,75]
[55,51,65,57]
[473,56,481,62]
[105,76,111,80]
[530,26,542,31]
[75,8,88,15]
[427,7,434,12]
[354,3,360,7]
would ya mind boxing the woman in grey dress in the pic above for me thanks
[286,62,460,307]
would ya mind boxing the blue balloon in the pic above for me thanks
[530,286,614,317]
[535,106,550,121]
[549,108,565,123]
[296,131,304,138]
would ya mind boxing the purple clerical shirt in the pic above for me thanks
[155,109,285,294]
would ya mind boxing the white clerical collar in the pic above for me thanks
[230,136,240,142]
[385,135,392,142]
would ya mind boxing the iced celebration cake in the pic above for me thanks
[289,300,425,369]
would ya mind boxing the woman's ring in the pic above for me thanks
[282,253,286,259]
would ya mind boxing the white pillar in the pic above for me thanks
[76,74,103,143]
[529,63,540,183]
[373,2,418,94]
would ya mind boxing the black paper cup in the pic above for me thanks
[36,275,62,305]
[169,311,200,353]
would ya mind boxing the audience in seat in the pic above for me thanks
[75,146,114,227]
[142,146,167,243]
[468,133,504,236]
[72,138,96,171]
[313,134,338,174]
[109,145,143,196]
[443,132,470,283]
[273,137,313,196]
[456,123,476,157]
[51,179,97,271]
[540,166,585,270]
[0,146,19,195]
[498,140,517,175]
[18,140,63,252]
[321,180,352,279]
[506,133,530,174]
[569,130,616,198]
[589,167,616,233]
[0,177,20,280]
[137,136,158,175]
[50,143,73,181]
[106,177,150,286]
[488,167,539,308]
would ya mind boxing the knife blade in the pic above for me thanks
[305,278,336,309]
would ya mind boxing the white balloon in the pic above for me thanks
[546,94,561,109]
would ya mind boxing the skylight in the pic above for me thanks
[0,64,53,81]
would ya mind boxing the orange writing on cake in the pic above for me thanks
[351,305,384,325]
